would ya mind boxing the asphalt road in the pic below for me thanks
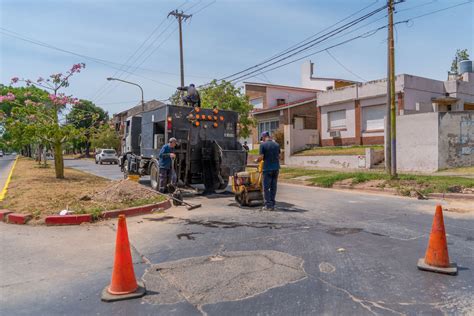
[64,158,125,181]
[1,159,473,315]
[0,155,17,193]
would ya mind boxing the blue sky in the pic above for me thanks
[1,0,473,115]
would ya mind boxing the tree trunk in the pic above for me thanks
[53,142,64,179]
[36,146,41,164]
[85,140,91,158]
[43,149,47,167]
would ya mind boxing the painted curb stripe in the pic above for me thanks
[0,157,18,201]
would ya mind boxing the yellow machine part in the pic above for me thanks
[231,160,264,206]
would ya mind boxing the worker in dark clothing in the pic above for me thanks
[257,131,280,211]
[158,138,177,193]
[242,141,250,152]
[177,83,201,107]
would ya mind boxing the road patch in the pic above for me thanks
[142,250,306,306]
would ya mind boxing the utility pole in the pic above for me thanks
[388,0,397,177]
[168,9,192,89]
[385,0,396,177]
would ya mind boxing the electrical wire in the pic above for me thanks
[90,0,191,101]
[227,6,389,83]
[325,49,367,82]
[189,0,216,15]
[244,0,379,71]
[217,4,388,83]
[232,0,472,83]
[0,28,175,89]
[94,0,216,103]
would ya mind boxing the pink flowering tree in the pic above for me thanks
[1,64,87,178]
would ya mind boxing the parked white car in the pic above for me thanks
[95,149,119,165]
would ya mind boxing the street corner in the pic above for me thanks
[141,250,307,307]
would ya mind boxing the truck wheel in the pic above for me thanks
[150,163,160,191]
[123,159,129,179]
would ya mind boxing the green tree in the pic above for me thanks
[0,86,49,154]
[1,63,86,178]
[67,100,108,157]
[90,124,120,151]
[450,49,470,73]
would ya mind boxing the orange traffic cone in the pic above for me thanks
[101,215,146,302]
[417,205,457,275]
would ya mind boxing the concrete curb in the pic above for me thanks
[45,214,93,226]
[0,209,13,221]
[7,213,32,225]
[427,192,474,201]
[101,200,172,219]
[1,199,171,226]
[306,183,474,201]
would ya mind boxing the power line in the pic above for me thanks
[0,28,175,89]
[228,7,389,83]
[92,21,178,102]
[400,0,472,20]
[93,0,216,103]
[189,0,216,15]
[90,0,193,102]
[231,0,472,83]
[0,27,209,80]
[233,24,394,83]
[217,4,388,83]
[325,49,367,82]
[252,0,380,68]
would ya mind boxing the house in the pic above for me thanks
[244,82,318,147]
[316,70,474,147]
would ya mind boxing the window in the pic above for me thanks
[362,105,385,131]
[250,97,264,109]
[328,110,346,130]
[258,120,279,137]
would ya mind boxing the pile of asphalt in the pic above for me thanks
[91,179,160,203]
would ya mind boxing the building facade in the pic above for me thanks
[316,72,474,147]
[245,82,318,146]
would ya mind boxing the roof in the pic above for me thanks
[252,97,317,115]
[113,99,165,118]
[244,82,320,93]
[309,77,359,83]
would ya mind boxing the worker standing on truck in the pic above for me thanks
[158,138,177,193]
[177,83,201,107]
[257,131,280,211]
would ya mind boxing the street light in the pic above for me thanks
[106,77,145,112]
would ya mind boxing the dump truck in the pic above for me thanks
[120,104,247,192]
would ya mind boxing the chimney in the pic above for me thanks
[301,60,315,88]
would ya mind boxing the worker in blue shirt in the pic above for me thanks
[258,131,281,211]
[158,137,177,193]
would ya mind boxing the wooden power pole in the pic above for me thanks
[168,9,192,88]
[388,0,397,177]
[385,0,397,177]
